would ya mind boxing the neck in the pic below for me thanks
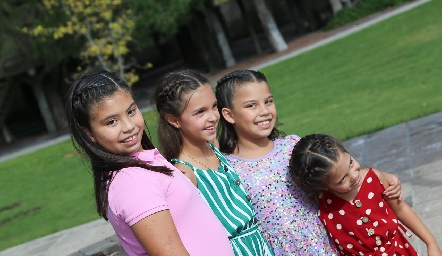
[234,137,273,158]
[181,139,212,157]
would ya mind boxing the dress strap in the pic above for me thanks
[171,158,198,172]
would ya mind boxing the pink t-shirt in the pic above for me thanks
[107,149,233,256]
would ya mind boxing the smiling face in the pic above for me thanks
[223,81,277,144]
[175,84,220,145]
[86,89,145,155]
[327,151,362,195]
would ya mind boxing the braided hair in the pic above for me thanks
[215,69,285,154]
[65,69,173,220]
[289,134,347,198]
[153,69,210,161]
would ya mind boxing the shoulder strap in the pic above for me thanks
[171,158,198,172]
[208,142,234,172]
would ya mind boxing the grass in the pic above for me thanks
[1,0,442,251]
[265,0,442,139]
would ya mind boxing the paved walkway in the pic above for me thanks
[1,0,440,255]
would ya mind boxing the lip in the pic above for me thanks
[255,119,272,128]
[204,125,217,135]
[351,173,361,188]
[120,133,139,146]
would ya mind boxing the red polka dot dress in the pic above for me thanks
[317,168,418,255]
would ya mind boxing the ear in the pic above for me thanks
[82,127,96,142]
[164,114,180,129]
[221,108,235,124]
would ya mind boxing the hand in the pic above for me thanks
[427,243,442,256]
[383,173,402,201]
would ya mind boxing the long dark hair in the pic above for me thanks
[289,134,347,198]
[153,69,210,161]
[64,69,172,220]
[215,69,285,154]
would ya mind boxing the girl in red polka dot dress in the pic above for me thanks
[289,134,442,256]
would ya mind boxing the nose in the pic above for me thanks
[259,104,270,116]
[208,108,220,122]
[122,118,135,133]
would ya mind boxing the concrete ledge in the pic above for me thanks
[69,235,127,256]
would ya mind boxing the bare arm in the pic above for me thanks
[131,210,190,256]
[382,172,402,200]
[374,169,442,256]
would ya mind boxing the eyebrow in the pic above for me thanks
[100,102,136,123]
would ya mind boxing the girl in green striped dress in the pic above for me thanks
[153,69,274,256]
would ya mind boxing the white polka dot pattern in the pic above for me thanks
[316,168,418,255]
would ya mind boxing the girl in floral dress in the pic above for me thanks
[215,69,403,255]
[289,133,442,256]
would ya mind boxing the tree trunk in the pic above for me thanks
[252,0,288,52]
[237,0,262,55]
[285,0,307,35]
[329,0,343,14]
[204,5,236,67]
[28,73,57,133]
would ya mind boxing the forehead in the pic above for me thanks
[233,81,271,100]
[183,84,214,105]
[329,152,350,179]
[89,90,133,118]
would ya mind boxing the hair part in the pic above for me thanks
[289,134,347,198]
[153,69,210,161]
[65,69,172,220]
[215,69,285,153]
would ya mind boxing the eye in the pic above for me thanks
[246,103,257,108]
[106,119,117,126]
[213,102,218,109]
[195,109,205,116]
[339,177,346,184]
[265,98,274,105]
[350,157,354,168]
[128,107,137,116]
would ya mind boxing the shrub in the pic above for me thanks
[324,0,415,30]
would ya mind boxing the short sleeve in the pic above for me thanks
[108,167,170,226]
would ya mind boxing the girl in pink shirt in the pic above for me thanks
[65,69,233,256]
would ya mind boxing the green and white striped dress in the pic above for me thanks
[172,143,273,256]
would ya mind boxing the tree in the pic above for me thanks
[252,0,287,52]
[329,0,343,14]
[25,0,139,84]
[25,0,202,85]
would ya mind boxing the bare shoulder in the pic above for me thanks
[174,163,197,187]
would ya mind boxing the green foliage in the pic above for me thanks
[128,0,204,46]
[25,0,139,84]
[324,0,414,30]
[0,2,38,75]
[21,0,203,84]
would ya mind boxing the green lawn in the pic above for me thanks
[1,0,442,251]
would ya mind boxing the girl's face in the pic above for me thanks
[222,81,276,142]
[86,89,145,155]
[175,85,219,144]
[327,152,362,195]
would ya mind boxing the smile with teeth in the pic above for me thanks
[257,120,270,125]
[205,126,215,130]
[122,135,137,143]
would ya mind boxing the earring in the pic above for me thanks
[91,138,95,143]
